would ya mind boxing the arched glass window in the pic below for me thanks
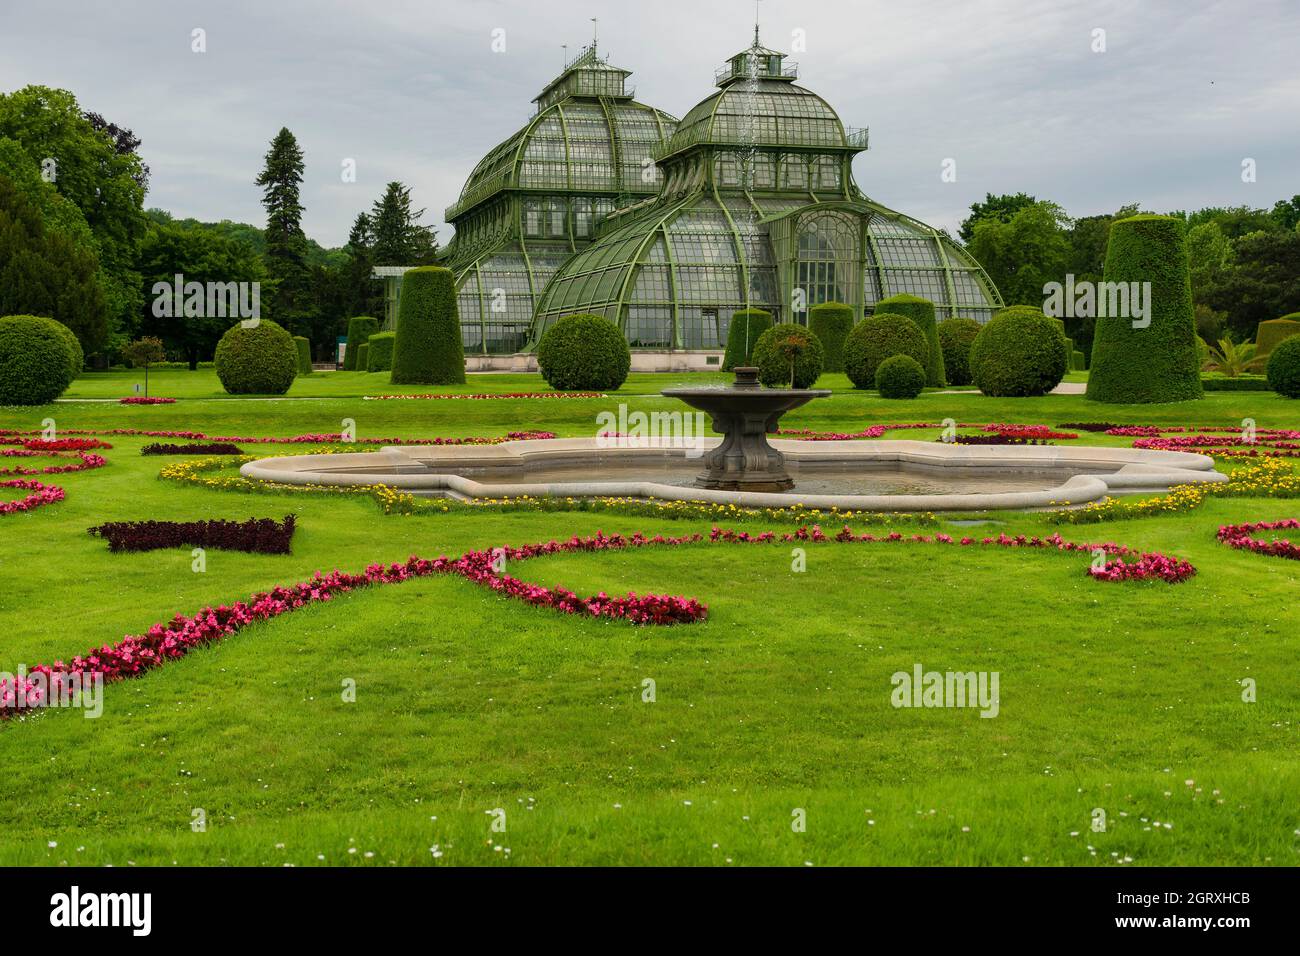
[796,211,859,315]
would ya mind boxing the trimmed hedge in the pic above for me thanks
[343,316,380,371]
[1256,316,1300,357]
[752,323,824,388]
[0,314,76,406]
[722,308,773,370]
[876,294,945,386]
[1201,375,1270,392]
[1266,335,1300,398]
[50,322,83,380]
[213,319,298,395]
[842,312,929,389]
[1086,214,1203,404]
[537,313,631,391]
[875,354,926,399]
[969,306,1069,397]
[808,302,854,373]
[355,343,369,373]
[1072,349,1086,372]
[293,335,312,375]
[366,331,395,372]
[936,317,982,387]
[390,267,465,385]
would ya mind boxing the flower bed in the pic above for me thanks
[141,442,244,456]
[119,396,176,405]
[0,479,65,516]
[2,437,112,452]
[0,427,554,447]
[1,523,1192,717]
[1216,519,1300,561]
[88,515,296,554]
[0,450,106,476]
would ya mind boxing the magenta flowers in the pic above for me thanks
[1217,519,1300,561]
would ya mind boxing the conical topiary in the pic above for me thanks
[808,302,854,373]
[390,267,465,385]
[722,308,773,370]
[875,294,945,386]
[343,316,379,370]
[1086,214,1202,404]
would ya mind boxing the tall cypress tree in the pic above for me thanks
[255,128,312,331]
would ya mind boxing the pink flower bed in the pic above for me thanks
[1099,425,1300,458]
[0,450,107,477]
[1,523,1195,716]
[0,427,555,446]
[119,396,176,405]
[0,479,65,516]
[1216,519,1300,561]
[775,422,1079,442]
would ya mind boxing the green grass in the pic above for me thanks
[2,369,1298,865]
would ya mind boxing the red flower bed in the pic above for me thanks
[0,451,106,477]
[1216,519,1300,561]
[88,515,297,554]
[775,422,1079,442]
[982,424,1079,440]
[0,427,555,446]
[2,523,1196,717]
[1090,425,1300,458]
[6,438,112,451]
[949,435,1055,446]
[0,479,65,516]
[141,442,244,456]
[120,396,176,405]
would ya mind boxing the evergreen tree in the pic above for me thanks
[369,182,437,265]
[255,127,314,334]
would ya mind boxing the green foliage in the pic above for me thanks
[842,313,929,389]
[1202,230,1300,341]
[807,302,854,373]
[537,314,631,391]
[365,331,395,372]
[255,127,315,335]
[355,343,369,373]
[49,320,84,379]
[1266,335,1300,398]
[722,308,773,370]
[876,294,945,386]
[1201,374,1270,391]
[1255,316,1300,356]
[1072,349,1086,371]
[1202,338,1265,377]
[213,319,297,395]
[875,353,926,399]
[966,201,1070,307]
[0,172,108,354]
[389,267,465,385]
[369,182,438,266]
[936,318,982,386]
[0,87,148,348]
[293,335,313,375]
[958,192,1036,244]
[970,306,1069,397]
[137,218,270,368]
[343,316,380,371]
[0,314,75,405]
[121,336,165,368]
[1086,215,1203,404]
[752,323,824,388]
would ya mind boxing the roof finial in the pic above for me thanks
[591,17,599,51]
[753,0,761,48]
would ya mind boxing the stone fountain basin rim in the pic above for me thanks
[238,437,1227,512]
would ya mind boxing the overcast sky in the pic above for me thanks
[3,0,1297,247]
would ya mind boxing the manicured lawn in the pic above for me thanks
[2,370,1297,865]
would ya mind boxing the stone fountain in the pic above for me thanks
[661,367,831,492]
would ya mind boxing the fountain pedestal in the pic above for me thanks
[662,367,831,492]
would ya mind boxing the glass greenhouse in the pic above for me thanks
[440,43,679,354]
[442,35,1003,355]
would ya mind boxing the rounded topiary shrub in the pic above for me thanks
[343,316,380,371]
[808,302,854,373]
[537,313,631,391]
[50,321,83,381]
[876,294,945,386]
[293,335,312,375]
[213,319,298,395]
[937,317,982,387]
[1086,214,1202,404]
[752,323,824,388]
[366,331,395,372]
[1266,335,1300,398]
[875,354,926,399]
[722,308,773,370]
[842,312,929,389]
[390,267,465,385]
[355,343,369,373]
[0,314,75,406]
[969,306,1069,397]
[1256,315,1300,358]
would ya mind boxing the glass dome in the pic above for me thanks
[529,38,1001,350]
